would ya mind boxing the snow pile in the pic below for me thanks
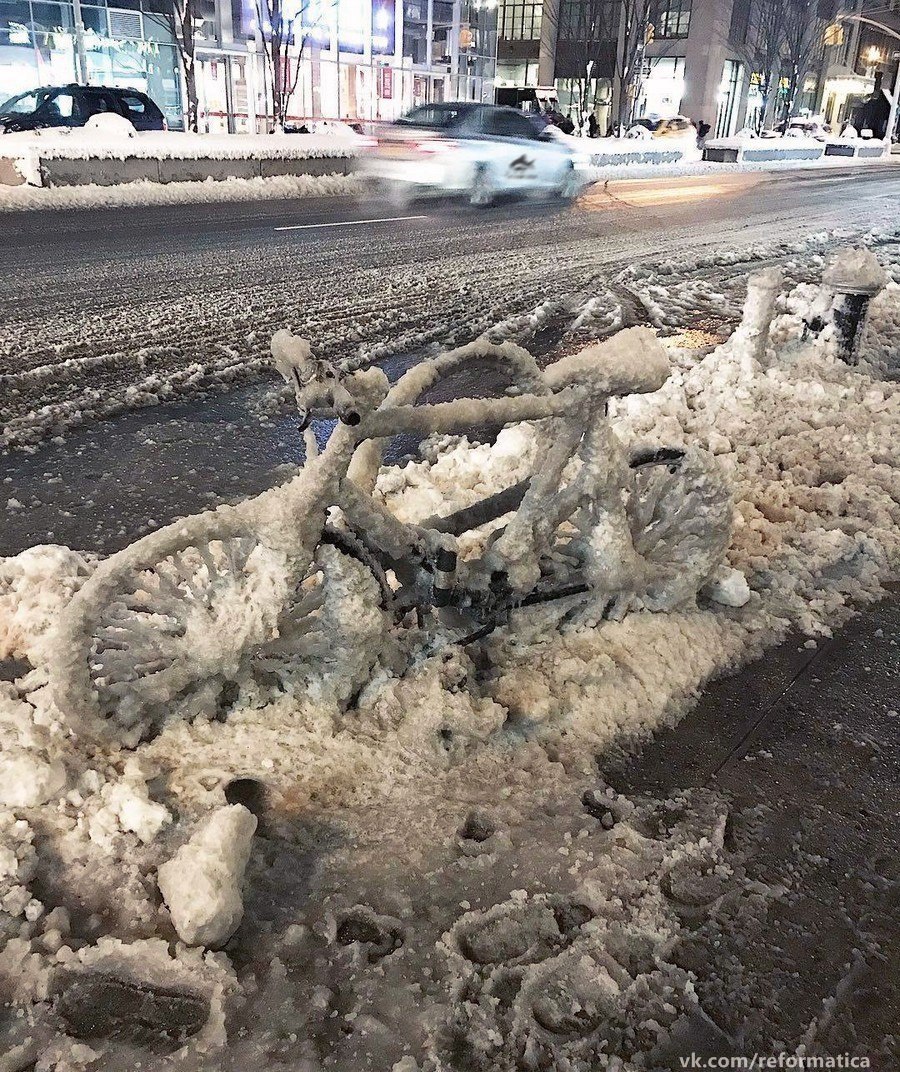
[858,284,900,376]
[88,766,172,850]
[0,747,66,808]
[0,171,357,213]
[0,259,898,1065]
[157,805,256,947]
[1,128,362,163]
[703,566,751,607]
[0,545,95,663]
[822,245,887,294]
[0,811,36,922]
[546,125,700,166]
[707,132,823,150]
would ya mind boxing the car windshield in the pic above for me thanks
[396,105,472,129]
[0,89,53,115]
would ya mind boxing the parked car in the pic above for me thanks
[0,85,166,133]
[770,116,831,140]
[629,115,697,140]
[358,102,588,207]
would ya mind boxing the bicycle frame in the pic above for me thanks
[271,329,673,622]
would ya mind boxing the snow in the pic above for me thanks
[1,128,361,163]
[546,126,701,166]
[0,239,898,1067]
[822,246,888,294]
[858,284,900,376]
[703,566,751,607]
[0,545,95,663]
[0,172,356,212]
[0,750,66,807]
[706,132,824,151]
[157,804,257,947]
[88,773,172,850]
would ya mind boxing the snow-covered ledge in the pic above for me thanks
[703,132,826,164]
[0,128,361,188]
[546,127,700,168]
[823,138,888,158]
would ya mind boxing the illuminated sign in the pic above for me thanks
[238,0,395,54]
[372,0,394,54]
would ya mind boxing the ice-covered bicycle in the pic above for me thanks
[51,327,733,741]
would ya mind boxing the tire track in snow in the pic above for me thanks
[1,197,897,448]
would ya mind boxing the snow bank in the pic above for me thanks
[859,284,900,376]
[546,126,700,167]
[0,171,356,212]
[0,249,898,1066]
[1,128,362,163]
[706,132,823,151]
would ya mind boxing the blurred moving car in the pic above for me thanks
[0,85,166,133]
[628,116,697,140]
[358,102,587,206]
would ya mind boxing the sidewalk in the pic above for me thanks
[609,595,899,1063]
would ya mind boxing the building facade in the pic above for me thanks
[495,0,755,135]
[0,0,499,130]
[0,0,184,125]
[495,0,898,137]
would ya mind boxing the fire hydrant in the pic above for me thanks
[823,248,887,363]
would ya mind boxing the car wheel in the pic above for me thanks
[386,182,415,209]
[555,161,580,201]
[469,164,495,207]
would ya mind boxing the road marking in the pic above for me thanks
[275,214,428,232]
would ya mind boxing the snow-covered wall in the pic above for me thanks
[0,130,360,188]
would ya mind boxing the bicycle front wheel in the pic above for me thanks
[51,511,302,742]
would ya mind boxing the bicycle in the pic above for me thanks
[50,327,733,742]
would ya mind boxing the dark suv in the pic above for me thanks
[0,85,166,133]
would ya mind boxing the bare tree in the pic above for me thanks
[149,0,200,131]
[255,0,334,131]
[780,0,825,122]
[744,0,786,131]
[560,0,617,130]
[615,0,654,130]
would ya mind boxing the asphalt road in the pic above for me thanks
[2,164,899,556]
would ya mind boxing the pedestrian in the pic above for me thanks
[588,113,599,139]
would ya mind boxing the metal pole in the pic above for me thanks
[886,52,900,149]
[450,0,461,98]
[70,0,89,84]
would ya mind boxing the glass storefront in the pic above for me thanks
[0,0,182,126]
[233,0,495,127]
[1,0,498,131]
[637,56,686,118]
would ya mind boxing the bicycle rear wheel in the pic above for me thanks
[625,447,733,611]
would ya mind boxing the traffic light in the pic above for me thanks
[823,22,844,47]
